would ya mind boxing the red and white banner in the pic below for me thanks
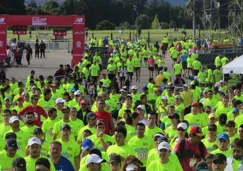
[0,15,85,65]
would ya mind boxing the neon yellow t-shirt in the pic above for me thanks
[144,126,162,139]
[128,135,153,166]
[77,125,96,143]
[184,113,205,128]
[0,151,21,170]
[42,117,58,143]
[174,64,182,75]
[106,144,136,158]
[147,159,183,171]
[88,134,114,152]
[24,156,55,171]
[38,98,55,111]
[201,137,218,152]
[21,125,39,136]
[56,139,81,166]
[211,148,232,158]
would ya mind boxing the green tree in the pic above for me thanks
[0,0,25,14]
[96,20,116,30]
[59,0,85,15]
[151,14,159,29]
[160,22,169,29]
[42,0,60,15]
[28,0,37,8]
[135,14,151,29]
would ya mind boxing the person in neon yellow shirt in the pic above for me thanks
[52,106,79,141]
[77,112,97,144]
[12,96,25,113]
[42,108,58,143]
[0,109,11,137]
[6,116,30,156]
[38,88,55,111]
[226,120,238,142]
[25,137,55,171]
[215,96,232,118]
[21,111,39,136]
[128,123,153,168]
[202,124,218,152]
[56,124,80,170]
[145,113,162,139]
[211,133,232,158]
[107,126,135,158]
[70,107,84,131]
[174,61,182,76]
[0,139,21,170]
[88,119,114,152]
[147,141,183,171]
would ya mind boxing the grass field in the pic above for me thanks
[7,29,233,44]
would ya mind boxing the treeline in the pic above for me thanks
[0,0,192,30]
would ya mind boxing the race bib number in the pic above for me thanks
[137,151,147,159]
[189,158,197,167]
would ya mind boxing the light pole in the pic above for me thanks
[192,0,196,39]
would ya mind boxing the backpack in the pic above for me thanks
[176,139,205,161]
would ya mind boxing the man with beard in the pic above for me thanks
[21,112,38,136]
[24,137,55,171]
[225,138,243,170]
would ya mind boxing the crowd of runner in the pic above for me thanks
[0,36,242,171]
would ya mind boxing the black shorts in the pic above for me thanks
[182,61,187,69]
[144,58,148,62]
[127,72,133,76]
[158,67,163,71]
[155,64,158,70]
[193,70,199,76]
[148,67,154,71]
[172,58,177,62]
[91,76,98,82]
[135,67,140,71]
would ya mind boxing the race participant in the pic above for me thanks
[170,122,188,150]
[145,113,161,139]
[56,124,80,170]
[212,153,227,171]
[128,123,153,170]
[50,141,75,171]
[109,154,122,171]
[5,116,29,156]
[24,137,55,171]
[77,112,97,144]
[147,141,183,171]
[21,111,39,135]
[88,119,114,151]
[201,124,218,152]
[38,88,55,112]
[211,133,232,158]
[52,106,78,141]
[0,139,21,170]
[42,108,58,144]
[19,94,47,127]
[126,56,134,83]
[106,126,135,158]
[0,109,12,137]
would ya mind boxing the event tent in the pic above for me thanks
[222,55,243,74]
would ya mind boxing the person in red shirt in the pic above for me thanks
[174,126,208,171]
[19,94,47,127]
[95,100,114,135]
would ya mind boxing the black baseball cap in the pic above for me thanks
[12,157,26,171]
[5,132,17,140]
[168,113,179,119]
[212,153,227,164]
[6,139,18,149]
[61,124,71,131]
[195,161,208,171]
[34,128,43,135]
[86,112,96,120]
[110,154,122,164]
[208,124,217,131]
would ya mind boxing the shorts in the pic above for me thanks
[148,67,154,71]
[193,69,199,76]
[172,58,177,62]
[155,64,158,70]
[135,67,140,71]
[182,61,187,69]
[144,58,148,62]
[158,67,163,71]
[91,76,98,82]
[127,72,133,76]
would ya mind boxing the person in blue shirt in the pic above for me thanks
[180,52,188,77]
[49,141,75,171]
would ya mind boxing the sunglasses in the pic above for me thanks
[177,128,185,131]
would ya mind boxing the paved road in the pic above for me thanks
[5,51,174,91]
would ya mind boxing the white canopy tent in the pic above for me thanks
[222,55,243,74]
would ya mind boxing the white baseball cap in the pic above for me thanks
[28,137,41,146]
[126,163,138,171]
[161,96,167,100]
[137,105,145,111]
[74,90,81,96]
[177,122,188,130]
[131,85,138,90]
[9,116,19,124]
[158,141,170,151]
[55,98,65,104]
[86,154,106,166]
